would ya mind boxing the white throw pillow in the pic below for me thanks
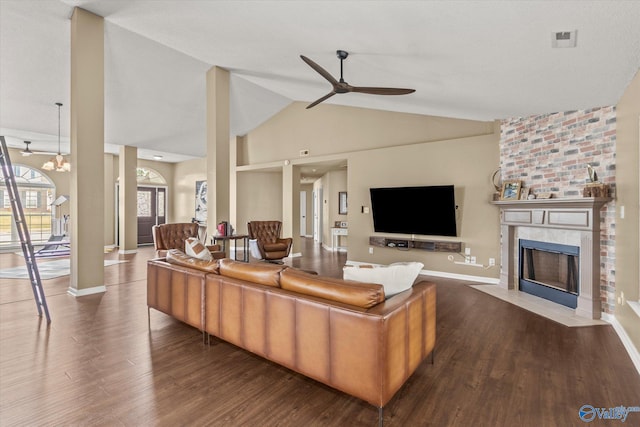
[185,237,213,261]
[343,262,423,297]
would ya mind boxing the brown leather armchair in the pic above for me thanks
[247,220,292,262]
[152,223,224,259]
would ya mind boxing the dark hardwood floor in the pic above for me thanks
[1,238,639,426]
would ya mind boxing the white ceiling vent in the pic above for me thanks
[551,30,577,48]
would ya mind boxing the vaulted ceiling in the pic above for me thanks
[1,1,639,162]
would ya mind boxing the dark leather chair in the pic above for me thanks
[247,220,293,262]
[152,223,224,259]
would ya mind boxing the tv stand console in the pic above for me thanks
[369,236,462,252]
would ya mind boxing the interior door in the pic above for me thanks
[300,190,307,236]
[313,188,323,244]
[137,186,166,245]
[313,190,318,242]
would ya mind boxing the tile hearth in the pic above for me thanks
[469,284,608,327]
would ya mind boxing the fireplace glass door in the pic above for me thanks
[519,239,579,308]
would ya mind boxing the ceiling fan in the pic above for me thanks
[300,50,415,109]
[19,140,57,157]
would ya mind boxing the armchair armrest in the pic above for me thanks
[276,237,293,246]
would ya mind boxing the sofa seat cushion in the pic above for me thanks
[263,242,289,252]
[218,258,286,287]
[343,262,424,298]
[280,268,385,308]
[166,249,220,273]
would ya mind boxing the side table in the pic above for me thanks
[212,234,249,262]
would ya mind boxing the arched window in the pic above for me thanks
[0,165,56,246]
[136,167,166,184]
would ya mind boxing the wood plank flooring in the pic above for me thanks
[1,239,639,426]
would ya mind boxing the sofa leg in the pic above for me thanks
[431,348,435,364]
[378,407,384,427]
[147,307,150,330]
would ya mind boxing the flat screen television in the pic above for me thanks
[369,185,457,237]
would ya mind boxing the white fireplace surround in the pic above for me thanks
[493,197,611,319]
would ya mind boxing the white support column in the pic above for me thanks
[119,146,137,254]
[282,163,300,256]
[206,66,230,235]
[68,7,105,297]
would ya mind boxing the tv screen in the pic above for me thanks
[369,185,457,237]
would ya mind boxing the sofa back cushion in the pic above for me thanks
[280,268,385,308]
[166,249,220,273]
[218,258,285,287]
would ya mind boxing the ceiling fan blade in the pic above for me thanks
[300,55,339,87]
[351,87,415,95]
[306,91,337,109]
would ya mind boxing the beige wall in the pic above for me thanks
[236,171,283,235]
[172,157,206,223]
[348,133,500,277]
[241,103,496,164]
[614,69,640,353]
[239,102,499,277]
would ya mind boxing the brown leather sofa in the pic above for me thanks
[147,250,436,420]
[152,222,224,258]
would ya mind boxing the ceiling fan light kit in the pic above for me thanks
[42,102,70,172]
[301,50,416,109]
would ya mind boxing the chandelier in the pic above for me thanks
[42,102,70,172]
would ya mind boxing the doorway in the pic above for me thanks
[137,187,166,245]
[313,188,323,244]
[300,190,307,237]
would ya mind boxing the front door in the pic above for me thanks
[137,187,166,245]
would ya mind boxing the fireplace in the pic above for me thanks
[519,239,579,309]
[494,197,610,319]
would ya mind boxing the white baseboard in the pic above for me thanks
[602,312,640,376]
[420,269,499,284]
[67,285,107,297]
[118,249,137,255]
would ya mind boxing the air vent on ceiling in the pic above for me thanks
[551,30,577,48]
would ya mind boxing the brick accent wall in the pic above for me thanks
[500,106,616,313]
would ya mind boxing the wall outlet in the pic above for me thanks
[470,256,477,264]
[465,256,471,264]
[369,247,374,254]
[464,247,471,256]
[489,257,496,266]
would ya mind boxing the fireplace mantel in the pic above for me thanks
[491,197,611,232]
[492,197,612,319]
[491,197,610,210]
